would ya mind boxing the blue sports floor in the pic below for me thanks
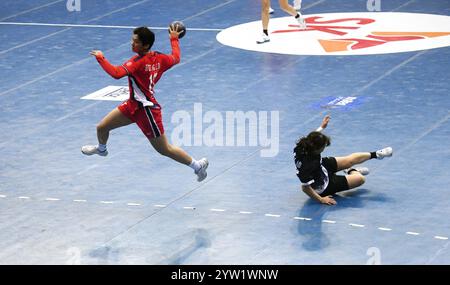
[0,0,449,264]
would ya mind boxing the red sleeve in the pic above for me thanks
[159,37,181,72]
[95,55,128,79]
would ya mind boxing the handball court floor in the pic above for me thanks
[0,0,449,264]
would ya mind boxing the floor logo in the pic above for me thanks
[216,12,450,55]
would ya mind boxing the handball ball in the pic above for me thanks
[169,21,186,39]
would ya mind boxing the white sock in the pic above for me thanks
[189,159,201,172]
[98,144,107,152]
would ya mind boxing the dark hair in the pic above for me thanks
[133,27,155,50]
[294,131,331,156]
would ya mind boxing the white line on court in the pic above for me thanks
[127,203,142,206]
[378,227,393,231]
[265,214,281,218]
[323,220,337,224]
[349,223,365,228]
[0,22,223,31]
[100,201,114,204]
[73,199,87,203]
[0,0,65,21]
[434,236,449,240]
[18,196,30,199]
[239,211,253,214]
[293,217,312,221]
[210,208,226,212]
[45,198,60,201]
[406,231,420,236]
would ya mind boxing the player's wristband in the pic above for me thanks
[316,127,324,132]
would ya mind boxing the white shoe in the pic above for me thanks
[256,33,270,44]
[269,7,274,14]
[296,12,307,29]
[195,158,209,182]
[376,147,393,159]
[81,145,108,156]
[345,167,370,176]
[293,0,302,10]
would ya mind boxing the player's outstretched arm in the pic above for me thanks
[316,115,331,132]
[168,26,181,64]
[90,50,127,79]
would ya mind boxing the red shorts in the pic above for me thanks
[118,100,164,140]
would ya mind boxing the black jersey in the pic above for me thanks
[294,151,330,194]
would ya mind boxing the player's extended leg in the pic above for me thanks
[278,0,306,29]
[257,0,271,44]
[97,107,133,145]
[335,153,372,171]
[336,147,393,189]
[150,134,209,182]
[81,107,133,156]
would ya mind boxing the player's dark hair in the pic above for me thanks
[133,27,155,50]
[294,131,331,157]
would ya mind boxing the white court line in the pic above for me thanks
[406,231,420,236]
[293,217,312,221]
[73,199,87,203]
[350,50,426,98]
[182,0,237,22]
[0,0,64,21]
[434,236,449,240]
[0,195,6,198]
[45,198,60,201]
[239,211,253,214]
[0,0,152,55]
[322,220,336,224]
[154,204,167,208]
[210,208,226,212]
[127,203,142,206]
[0,22,223,31]
[100,201,114,204]
[0,29,70,55]
[349,223,365,228]
[183,206,196,210]
[18,196,30,199]
[265,214,281,218]
[378,227,392,231]
[391,0,416,11]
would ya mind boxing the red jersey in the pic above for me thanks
[95,37,180,109]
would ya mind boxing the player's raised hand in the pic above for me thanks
[90,50,104,58]
[321,115,331,129]
[168,25,181,39]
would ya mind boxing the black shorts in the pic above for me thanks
[320,157,350,197]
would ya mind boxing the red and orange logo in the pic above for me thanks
[272,16,450,53]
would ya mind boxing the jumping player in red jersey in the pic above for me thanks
[81,25,209,182]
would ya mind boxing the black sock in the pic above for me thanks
[263,29,268,36]
[295,13,300,19]
[370,151,377,159]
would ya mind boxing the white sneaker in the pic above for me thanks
[293,0,302,10]
[345,167,370,176]
[195,158,209,182]
[81,145,108,156]
[296,12,307,29]
[376,147,393,159]
[269,7,274,14]
[256,33,270,44]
